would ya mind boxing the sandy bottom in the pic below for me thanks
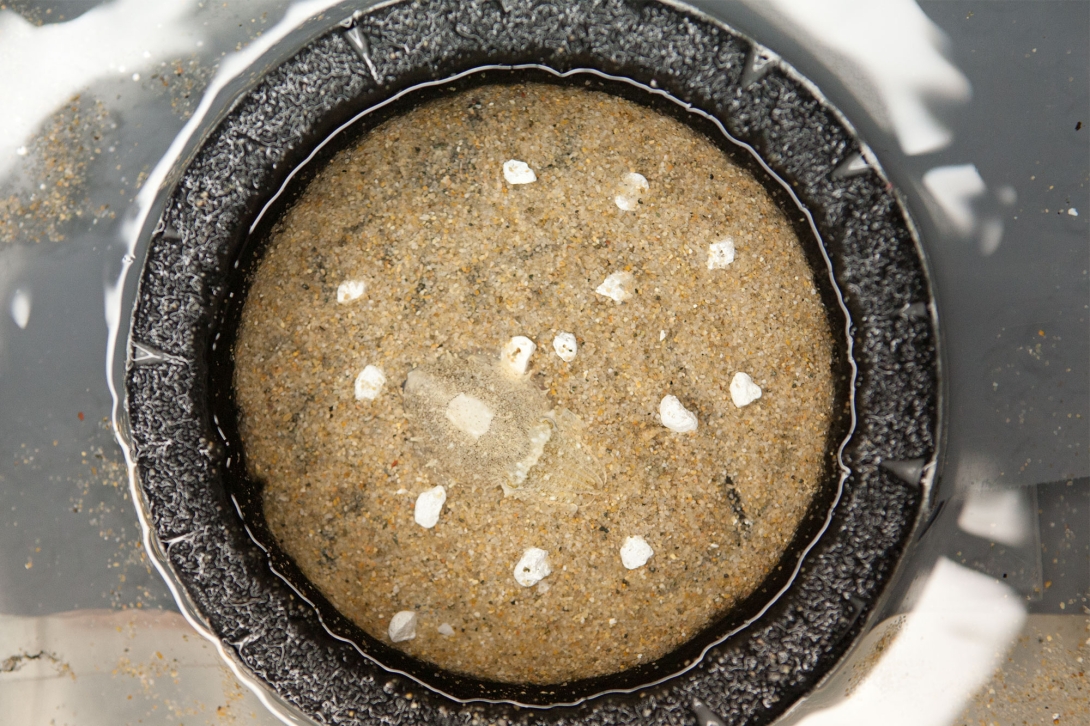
[233,82,835,684]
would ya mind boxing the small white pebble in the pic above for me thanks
[413,485,446,529]
[354,365,386,401]
[388,611,417,642]
[503,159,537,184]
[614,172,648,211]
[659,395,698,433]
[608,618,617,626]
[553,332,578,362]
[707,238,736,269]
[620,536,654,569]
[132,73,141,82]
[730,372,763,407]
[659,329,666,342]
[437,622,455,636]
[16,146,27,157]
[445,393,494,440]
[1068,207,1079,217]
[501,335,536,376]
[595,271,634,303]
[336,279,366,303]
[514,547,551,587]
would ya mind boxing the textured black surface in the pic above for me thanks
[125,1,938,724]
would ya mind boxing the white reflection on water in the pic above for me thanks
[10,288,31,330]
[755,0,971,156]
[958,486,1032,549]
[0,0,198,180]
[922,163,1005,255]
[785,557,1026,726]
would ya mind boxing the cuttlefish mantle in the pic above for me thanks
[401,348,602,507]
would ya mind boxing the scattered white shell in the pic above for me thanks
[388,611,418,642]
[730,372,763,408]
[413,485,447,528]
[620,536,654,570]
[659,330,666,342]
[1068,207,1079,217]
[707,238,736,269]
[503,159,537,184]
[16,146,28,156]
[553,332,578,362]
[595,271,634,303]
[336,279,366,303]
[501,335,536,376]
[614,172,648,211]
[437,622,455,636]
[513,547,551,587]
[354,365,386,401]
[659,395,698,433]
[445,393,494,440]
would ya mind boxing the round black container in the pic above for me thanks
[123,1,940,724]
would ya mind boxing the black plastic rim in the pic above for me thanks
[124,1,939,724]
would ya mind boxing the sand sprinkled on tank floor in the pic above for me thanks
[233,82,836,684]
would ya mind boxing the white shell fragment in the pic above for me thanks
[513,547,551,587]
[553,332,578,362]
[730,372,763,408]
[614,172,648,211]
[388,611,418,642]
[595,271,634,303]
[354,365,386,401]
[413,485,447,529]
[503,159,537,184]
[707,238,736,269]
[445,393,494,440]
[620,536,654,570]
[659,395,698,433]
[437,622,455,636]
[501,335,536,376]
[336,279,366,303]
